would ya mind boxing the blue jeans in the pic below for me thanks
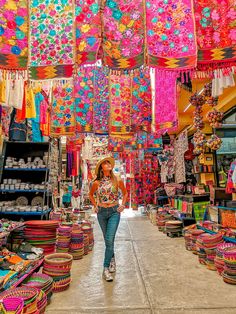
[97,205,120,268]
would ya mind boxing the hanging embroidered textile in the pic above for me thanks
[147,133,163,150]
[108,136,124,152]
[29,0,74,79]
[74,66,94,133]
[102,0,145,69]
[75,0,102,65]
[124,134,137,151]
[0,0,28,69]
[131,68,152,132]
[155,70,178,133]
[109,73,132,136]
[146,0,197,70]
[50,80,75,136]
[137,131,147,149]
[93,67,109,134]
[194,0,236,71]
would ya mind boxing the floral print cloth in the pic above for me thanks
[109,73,132,135]
[75,0,102,65]
[0,0,28,69]
[194,0,236,70]
[155,70,178,134]
[50,80,75,136]
[102,0,145,69]
[74,66,94,133]
[97,176,119,204]
[174,130,188,183]
[137,131,147,149]
[147,133,163,150]
[29,0,74,67]
[146,0,197,69]
[131,68,152,132]
[108,136,124,152]
[93,66,110,134]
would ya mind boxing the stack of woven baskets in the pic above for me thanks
[22,273,54,304]
[184,229,205,253]
[222,246,236,285]
[42,253,73,293]
[82,222,94,252]
[0,286,47,314]
[69,229,84,260]
[56,225,72,253]
[214,242,235,275]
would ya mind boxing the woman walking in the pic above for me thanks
[89,157,128,282]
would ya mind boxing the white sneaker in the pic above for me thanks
[103,268,113,282]
[109,257,116,273]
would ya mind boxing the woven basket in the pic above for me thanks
[44,253,73,266]
[1,297,24,314]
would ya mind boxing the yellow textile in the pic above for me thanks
[0,79,6,104]
[25,85,36,118]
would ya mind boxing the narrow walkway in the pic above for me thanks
[47,211,236,314]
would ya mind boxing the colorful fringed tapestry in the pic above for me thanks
[137,131,148,149]
[109,73,132,135]
[50,80,75,136]
[155,70,178,133]
[74,67,94,133]
[102,0,145,69]
[146,0,197,70]
[131,68,152,132]
[75,0,102,65]
[194,0,236,72]
[0,0,28,69]
[29,0,74,79]
[93,67,109,134]
[147,133,163,150]
[108,136,124,152]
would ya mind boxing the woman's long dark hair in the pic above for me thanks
[95,164,118,188]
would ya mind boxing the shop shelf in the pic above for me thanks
[0,209,51,216]
[4,168,48,171]
[0,189,47,193]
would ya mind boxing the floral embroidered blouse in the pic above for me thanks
[97,176,119,204]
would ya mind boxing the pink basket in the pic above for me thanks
[1,297,24,314]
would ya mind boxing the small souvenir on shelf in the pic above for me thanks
[206,135,222,151]
[206,109,224,128]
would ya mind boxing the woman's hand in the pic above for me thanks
[117,205,125,213]
[94,206,99,213]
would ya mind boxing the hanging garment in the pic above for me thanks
[131,67,152,132]
[9,109,27,141]
[1,106,12,137]
[175,131,188,183]
[74,67,94,133]
[212,69,235,97]
[15,82,27,122]
[29,0,74,79]
[146,0,197,70]
[102,0,145,69]
[194,0,236,72]
[5,78,24,109]
[93,67,109,134]
[75,0,102,65]
[226,161,236,194]
[155,70,178,134]
[50,81,75,136]
[0,0,28,69]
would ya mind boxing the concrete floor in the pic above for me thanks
[46,210,236,314]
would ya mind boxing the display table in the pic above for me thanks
[172,194,210,222]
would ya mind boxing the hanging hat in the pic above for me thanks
[95,156,115,176]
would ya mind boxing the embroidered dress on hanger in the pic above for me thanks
[0,0,28,69]
[174,131,188,183]
[146,0,197,70]
[29,0,74,79]
[102,0,145,69]
[75,0,102,65]
[74,67,94,133]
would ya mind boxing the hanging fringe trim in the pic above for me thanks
[153,67,195,81]
[0,69,28,80]
[195,62,236,79]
